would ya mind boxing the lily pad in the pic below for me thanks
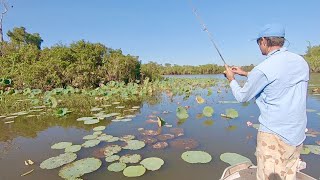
[170,138,199,150]
[84,119,100,125]
[40,153,77,169]
[65,145,82,153]
[220,152,252,166]
[97,135,113,141]
[140,157,164,171]
[107,136,119,142]
[196,96,205,104]
[51,142,72,150]
[306,109,317,112]
[170,128,184,137]
[181,151,212,164]
[123,140,145,150]
[105,155,120,163]
[107,162,126,172]
[120,135,135,141]
[141,136,158,144]
[176,106,189,119]
[152,142,168,149]
[157,134,175,141]
[83,134,98,140]
[252,124,260,130]
[305,145,320,155]
[120,154,142,163]
[203,106,214,117]
[82,139,100,148]
[58,158,102,179]
[104,145,122,157]
[93,131,103,136]
[300,146,311,155]
[77,117,95,121]
[140,129,160,136]
[93,126,106,131]
[203,120,214,126]
[123,165,146,178]
[91,107,103,112]
[56,108,70,117]
[225,109,239,119]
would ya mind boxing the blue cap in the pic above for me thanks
[257,24,285,39]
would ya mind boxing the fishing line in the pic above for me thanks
[188,0,227,65]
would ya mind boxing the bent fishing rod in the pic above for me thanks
[188,0,227,65]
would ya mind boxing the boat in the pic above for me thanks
[220,162,316,180]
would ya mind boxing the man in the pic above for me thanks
[224,24,309,180]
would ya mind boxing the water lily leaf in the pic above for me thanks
[300,146,311,155]
[105,155,120,163]
[107,136,119,142]
[93,131,103,136]
[84,119,100,125]
[56,108,70,117]
[120,154,142,163]
[305,145,320,155]
[93,126,106,131]
[51,142,72,149]
[112,102,121,105]
[83,134,98,140]
[176,106,189,120]
[120,135,135,141]
[225,109,239,119]
[104,145,122,157]
[181,151,212,164]
[196,96,205,104]
[140,157,164,171]
[157,134,175,141]
[123,165,146,177]
[77,117,95,121]
[152,142,168,149]
[65,145,82,153]
[203,120,214,126]
[170,138,199,150]
[203,106,214,117]
[306,109,317,112]
[90,107,103,112]
[47,96,58,108]
[132,106,140,109]
[123,140,145,150]
[218,101,239,104]
[252,124,260,130]
[97,135,113,141]
[40,153,77,169]
[220,152,252,166]
[107,162,126,172]
[226,125,237,131]
[156,116,166,127]
[82,139,100,148]
[58,158,102,179]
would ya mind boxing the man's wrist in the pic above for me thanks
[228,77,235,82]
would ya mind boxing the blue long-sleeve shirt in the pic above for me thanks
[229,47,309,146]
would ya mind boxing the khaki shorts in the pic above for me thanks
[256,131,302,180]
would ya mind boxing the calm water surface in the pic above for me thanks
[0,74,319,180]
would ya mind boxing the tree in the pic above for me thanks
[7,27,43,49]
[0,0,10,42]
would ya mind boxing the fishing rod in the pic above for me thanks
[188,0,227,65]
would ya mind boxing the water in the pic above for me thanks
[0,74,319,180]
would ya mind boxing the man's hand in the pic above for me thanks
[231,66,248,77]
[224,64,235,82]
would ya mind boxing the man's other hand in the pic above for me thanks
[231,66,248,77]
[224,64,235,82]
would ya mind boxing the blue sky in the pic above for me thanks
[2,0,320,65]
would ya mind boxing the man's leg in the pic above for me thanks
[256,131,302,180]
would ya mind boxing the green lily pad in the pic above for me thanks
[306,109,317,112]
[40,153,77,169]
[11,111,29,116]
[104,145,122,157]
[252,124,260,130]
[225,108,239,119]
[51,142,72,150]
[196,96,205,104]
[203,106,214,117]
[93,126,106,131]
[220,152,252,166]
[300,146,311,155]
[305,145,320,155]
[120,154,142,164]
[107,136,119,142]
[176,106,189,120]
[82,139,100,148]
[65,145,82,153]
[93,131,103,136]
[77,117,95,121]
[123,140,145,150]
[56,108,70,117]
[107,162,126,172]
[218,101,239,104]
[123,165,146,178]
[97,135,113,141]
[132,106,140,109]
[181,151,212,164]
[84,119,100,125]
[58,158,102,179]
[105,155,120,163]
[91,107,103,112]
[83,134,98,140]
[140,157,164,171]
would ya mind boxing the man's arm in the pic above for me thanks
[229,69,269,103]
